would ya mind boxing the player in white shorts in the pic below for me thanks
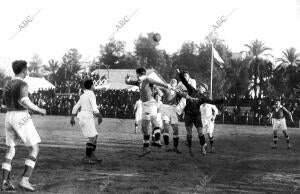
[1,60,46,192]
[70,79,102,164]
[134,99,142,133]
[270,99,293,149]
[160,79,182,154]
[200,103,218,153]
[125,67,172,157]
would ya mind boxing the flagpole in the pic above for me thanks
[210,42,214,99]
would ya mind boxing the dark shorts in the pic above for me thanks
[184,114,202,128]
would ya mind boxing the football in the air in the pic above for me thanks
[153,33,161,42]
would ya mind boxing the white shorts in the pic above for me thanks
[142,100,158,120]
[135,112,142,122]
[5,111,41,147]
[272,118,287,131]
[156,113,163,128]
[161,105,178,124]
[77,111,98,137]
[201,117,214,136]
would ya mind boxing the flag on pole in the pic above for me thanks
[212,47,224,66]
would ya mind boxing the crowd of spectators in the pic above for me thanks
[25,89,139,119]
[1,81,299,127]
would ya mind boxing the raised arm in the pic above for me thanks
[145,77,171,90]
[282,106,294,122]
[176,69,197,95]
[125,75,139,86]
[177,90,223,105]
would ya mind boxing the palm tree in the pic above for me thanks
[276,47,300,68]
[244,39,272,99]
[42,59,60,84]
[275,47,300,96]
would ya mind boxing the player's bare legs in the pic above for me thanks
[282,130,291,149]
[139,119,151,157]
[19,144,39,191]
[196,127,207,155]
[272,130,278,149]
[186,126,193,157]
[1,146,16,192]
[171,124,181,154]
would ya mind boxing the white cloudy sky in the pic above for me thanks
[0,0,300,75]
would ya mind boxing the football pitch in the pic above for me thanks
[0,113,299,194]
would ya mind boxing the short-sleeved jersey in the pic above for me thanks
[3,77,28,111]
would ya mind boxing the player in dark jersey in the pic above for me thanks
[125,67,172,157]
[175,69,223,157]
[270,99,293,149]
[1,60,46,192]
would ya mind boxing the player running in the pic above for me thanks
[1,60,46,192]
[70,79,102,164]
[270,99,293,149]
[125,67,172,157]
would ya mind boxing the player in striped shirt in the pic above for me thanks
[270,99,293,149]
[1,60,46,192]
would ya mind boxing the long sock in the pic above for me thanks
[187,135,192,148]
[173,136,179,148]
[154,127,161,142]
[163,134,169,146]
[2,158,12,181]
[273,135,278,144]
[209,136,214,146]
[22,156,37,178]
[199,135,206,146]
[284,134,290,144]
[86,143,94,157]
[143,135,150,147]
[135,123,138,131]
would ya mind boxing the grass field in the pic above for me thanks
[0,113,300,194]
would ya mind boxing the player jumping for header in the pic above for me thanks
[125,67,173,157]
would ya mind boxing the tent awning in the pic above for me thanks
[23,76,55,93]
